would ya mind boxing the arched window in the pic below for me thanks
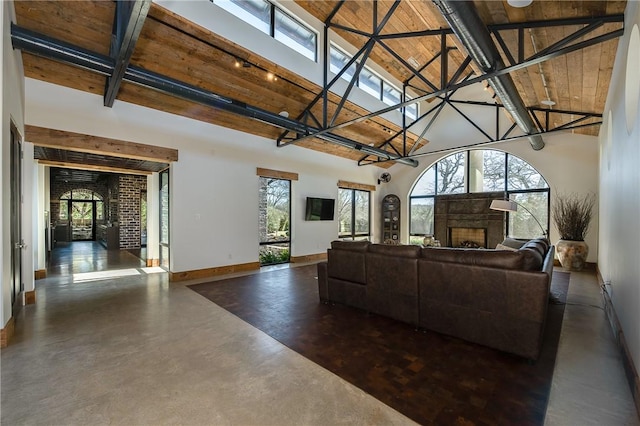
[409,149,549,243]
[59,189,104,221]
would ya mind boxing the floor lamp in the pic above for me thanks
[489,199,548,238]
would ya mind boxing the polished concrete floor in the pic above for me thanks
[1,243,638,424]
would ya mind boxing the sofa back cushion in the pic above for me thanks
[330,240,370,252]
[368,243,421,258]
[420,247,525,270]
[327,241,369,284]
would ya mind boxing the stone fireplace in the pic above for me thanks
[434,192,505,248]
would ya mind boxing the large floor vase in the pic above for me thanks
[556,239,589,271]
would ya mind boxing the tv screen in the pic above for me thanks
[305,197,335,221]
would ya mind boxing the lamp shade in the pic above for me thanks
[490,199,518,212]
[507,0,533,7]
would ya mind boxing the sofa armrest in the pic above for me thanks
[317,261,329,302]
[542,245,555,281]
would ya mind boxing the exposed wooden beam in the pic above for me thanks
[26,125,178,163]
[104,0,151,107]
[37,160,152,176]
[256,167,299,181]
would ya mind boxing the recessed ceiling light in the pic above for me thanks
[507,0,533,7]
[408,56,420,68]
[278,111,289,118]
[541,99,556,106]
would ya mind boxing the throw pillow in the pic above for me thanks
[496,243,518,251]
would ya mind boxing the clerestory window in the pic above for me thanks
[214,0,317,61]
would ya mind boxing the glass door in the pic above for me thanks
[70,201,95,241]
[258,177,290,266]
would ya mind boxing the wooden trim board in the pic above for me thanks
[147,259,160,267]
[1,317,15,348]
[290,253,327,263]
[337,180,376,192]
[25,290,36,305]
[169,261,260,282]
[256,168,299,181]
[34,269,47,280]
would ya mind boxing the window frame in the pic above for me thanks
[338,187,371,240]
[409,149,550,241]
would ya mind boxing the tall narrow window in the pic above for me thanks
[258,177,291,266]
[338,188,370,240]
[159,169,170,270]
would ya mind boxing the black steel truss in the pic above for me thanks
[10,24,419,167]
[104,0,150,107]
[13,0,624,168]
[277,1,623,166]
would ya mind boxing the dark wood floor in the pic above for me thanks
[190,265,569,426]
[47,241,146,276]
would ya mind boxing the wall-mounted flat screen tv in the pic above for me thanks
[305,197,335,221]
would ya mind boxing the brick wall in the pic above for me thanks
[118,175,147,249]
[49,172,146,249]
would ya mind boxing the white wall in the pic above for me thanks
[1,0,26,328]
[598,0,640,378]
[24,79,380,273]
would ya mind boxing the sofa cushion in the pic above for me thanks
[421,247,524,270]
[327,245,368,284]
[368,243,421,258]
[330,240,370,252]
[521,240,547,257]
[519,247,543,271]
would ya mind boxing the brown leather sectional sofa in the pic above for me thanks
[317,238,555,360]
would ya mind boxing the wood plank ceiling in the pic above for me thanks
[14,0,626,170]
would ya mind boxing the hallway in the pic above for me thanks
[47,241,147,276]
[1,244,638,424]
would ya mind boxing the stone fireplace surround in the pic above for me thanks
[434,192,505,249]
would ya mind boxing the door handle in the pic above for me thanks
[15,242,27,249]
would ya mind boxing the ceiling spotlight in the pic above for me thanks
[507,0,532,7]
[234,59,241,68]
[278,111,289,118]
[242,61,251,68]
[541,99,556,106]
[408,56,420,68]
[267,72,278,82]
